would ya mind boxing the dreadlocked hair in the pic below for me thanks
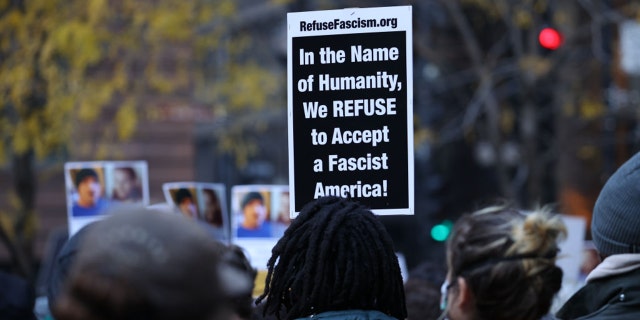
[256,196,407,320]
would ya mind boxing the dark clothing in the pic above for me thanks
[295,310,398,320]
[556,268,640,319]
[47,223,95,309]
[0,271,36,320]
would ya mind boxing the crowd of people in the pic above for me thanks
[3,151,640,319]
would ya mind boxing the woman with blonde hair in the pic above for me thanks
[438,206,566,320]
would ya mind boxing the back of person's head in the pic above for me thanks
[52,206,236,320]
[592,151,640,257]
[404,262,446,320]
[445,206,566,320]
[219,244,257,320]
[256,196,407,320]
[47,223,97,314]
[405,280,441,320]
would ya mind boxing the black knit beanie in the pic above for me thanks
[592,151,640,256]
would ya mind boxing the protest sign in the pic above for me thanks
[230,184,289,269]
[288,6,414,216]
[230,184,290,239]
[163,182,229,242]
[65,161,149,235]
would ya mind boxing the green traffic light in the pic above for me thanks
[430,220,453,242]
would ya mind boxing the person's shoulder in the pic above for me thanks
[296,310,398,320]
[556,270,640,320]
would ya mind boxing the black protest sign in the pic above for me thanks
[288,6,414,216]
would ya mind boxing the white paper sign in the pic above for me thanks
[287,6,414,217]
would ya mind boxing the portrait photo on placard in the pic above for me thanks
[231,186,273,238]
[270,187,290,239]
[199,187,225,228]
[66,164,109,218]
[165,185,200,220]
[65,161,149,235]
[107,165,144,203]
[163,182,229,242]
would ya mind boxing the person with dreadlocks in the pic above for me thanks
[255,196,407,320]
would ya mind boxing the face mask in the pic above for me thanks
[440,280,449,311]
[437,279,453,320]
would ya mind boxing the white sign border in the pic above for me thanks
[287,5,414,217]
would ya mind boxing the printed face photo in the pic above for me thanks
[201,188,224,228]
[275,191,291,225]
[232,185,288,239]
[241,192,267,229]
[67,166,108,218]
[173,188,199,219]
[162,182,230,242]
[111,166,143,202]
[65,161,149,236]
[232,187,272,238]
[76,170,102,207]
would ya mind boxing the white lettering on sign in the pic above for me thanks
[351,45,399,62]
[331,126,390,147]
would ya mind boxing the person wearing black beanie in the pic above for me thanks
[557,151,640,319]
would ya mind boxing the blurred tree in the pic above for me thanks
[0,0,283,279]
[413,0,639,216]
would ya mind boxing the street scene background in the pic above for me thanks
[1,0,639,291]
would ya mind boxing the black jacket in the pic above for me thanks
[0,271,36,320]
[556,268,640,319]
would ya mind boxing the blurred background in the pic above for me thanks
[1,0,639,288]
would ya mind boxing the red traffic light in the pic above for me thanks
[538,27,563,50]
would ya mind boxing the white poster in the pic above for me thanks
[230,184,289,269]
[64,161,149,235]
[287,6,414,217]
[162,182,229,242]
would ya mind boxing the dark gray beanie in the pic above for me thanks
[592,151,640,256]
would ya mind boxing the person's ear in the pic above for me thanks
[454,277,474,312]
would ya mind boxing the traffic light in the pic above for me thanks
[538,27,563,50]
[430,219,454,242]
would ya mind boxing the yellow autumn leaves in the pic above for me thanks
[0,0,281,166]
